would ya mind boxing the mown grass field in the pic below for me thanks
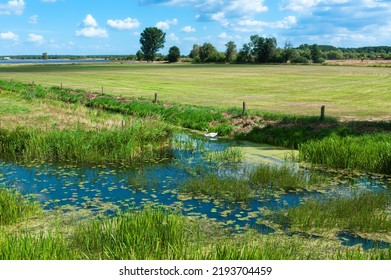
[1,63,390,120]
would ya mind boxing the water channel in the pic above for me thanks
[0,133,389,249]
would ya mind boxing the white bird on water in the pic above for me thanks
[204,129,218,138]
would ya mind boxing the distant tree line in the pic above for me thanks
[9,27,391,64]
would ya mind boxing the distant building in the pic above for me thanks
[2,57,11,60]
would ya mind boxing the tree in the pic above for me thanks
[167,46,180,63]
[42,52,48,60]
[136,50,144,61]
[139,27,166,61]
[282,41,298,63]
[237,43,254,64]
[199,43,218,63]
[225,41,237,63]
[310,44,323,63]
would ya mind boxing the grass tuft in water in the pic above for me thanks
[248,164,324,191]
[181,174,252,203]
[280,192,391,233]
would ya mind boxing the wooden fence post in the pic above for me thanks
[122,119,125,130]
[242,102,247,116]
[320,105,326,121]
[154,93,158,103]
[101,86,104,94]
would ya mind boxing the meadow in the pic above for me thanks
[0,63,390,260]
[0,63,390,120]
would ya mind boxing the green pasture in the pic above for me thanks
[1,63,390,120]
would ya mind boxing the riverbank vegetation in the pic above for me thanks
[0,199,389,260]
[1,78,389,174]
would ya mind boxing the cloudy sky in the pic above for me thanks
[1,0,391,55]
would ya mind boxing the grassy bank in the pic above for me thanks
[1,206,389,260]
[0,121,172,164]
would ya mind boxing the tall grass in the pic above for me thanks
[181,174,252,203]
[281,192,391,233]
[1,207,389,260]
[0,186,40,225]
[71,207,190,259]
[249,164,324,191]
[299,133,391,174]
[0,120,172,164]
[181,164,326,203]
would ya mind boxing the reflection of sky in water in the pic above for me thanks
[0,134,390,248]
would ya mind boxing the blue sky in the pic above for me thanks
[1,0,391,55]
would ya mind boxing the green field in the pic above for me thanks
[1,63,390,120]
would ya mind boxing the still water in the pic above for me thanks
[0,133,389,248]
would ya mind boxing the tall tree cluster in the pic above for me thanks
[137,27,391,64]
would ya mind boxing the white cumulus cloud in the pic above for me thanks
[77,14,108,38]
[181,25,196,32]
[27,33,44,44]
[156,21,170,30]
[76,27,108,38]
[83,14,98,27]
[155,18,178,30]
[168,33,179,41]
[107,18,140,30]
[0,31,19,40]
[0,0,25,15]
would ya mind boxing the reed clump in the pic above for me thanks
[181,174,252,203]
[71,207,190,259]
[299,133,391,174]
[281,192,391,233]
[181,164,326,203]
[0,187,40,225]
[248,164,324,191]
[0,120,172,164]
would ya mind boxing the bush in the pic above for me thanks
[290,56,310,64]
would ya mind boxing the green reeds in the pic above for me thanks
[299,133,391,174]
[181,174,252,203]
[1,207,390,260]
[249,164,324,191]
[204,147,244,164]
[281,192,391,233]
[181,164,325,203]
[0,231,73,260]
[0,120,172,164]
[0,187,40,225]
[71,207,190,259]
